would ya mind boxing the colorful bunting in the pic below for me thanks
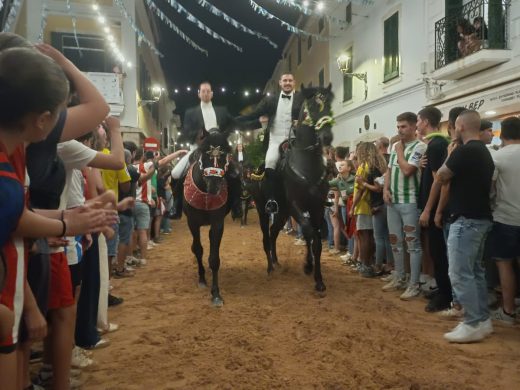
[273,0,346,25]
[113,0,164,58]
[163,0,242,53]
[1,0,21,33]
[38,0,48,42]
[66,0,82,57]
[196,0,278,49]
[248,0,329,41]
[145,0,208,57]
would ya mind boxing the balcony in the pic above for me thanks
[432,0,511,80]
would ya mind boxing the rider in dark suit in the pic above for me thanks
[172,82,258,219]
[236,73,304,214]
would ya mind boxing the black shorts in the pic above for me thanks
[18,253,50,344]
[69,262,84,293]
[490,222,520,260]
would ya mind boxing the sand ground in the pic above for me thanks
[83,213,520,390]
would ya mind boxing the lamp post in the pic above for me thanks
[337,54,368,100]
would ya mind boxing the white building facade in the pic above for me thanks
[328,0,518,147]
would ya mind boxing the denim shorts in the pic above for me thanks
[118,214,134,245]
[134,201,151,230]
[356,214,373,230]
[489,221,520,260]
[106,222,119,257]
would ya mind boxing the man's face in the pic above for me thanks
[198,83,213,103]
[279,74,295,94]
[416,115,428,136]
[396,120,417,141]
[480,128,493,145]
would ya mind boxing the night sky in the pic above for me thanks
[152,0,299,116]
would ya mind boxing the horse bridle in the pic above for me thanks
[292,94,334,152]
[198,145,231,178]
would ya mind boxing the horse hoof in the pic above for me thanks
[304,263,313,275]
[315,283,327,295]
[198,282,207,289]
[212,297,224,307]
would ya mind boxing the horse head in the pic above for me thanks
[298,83,334,147]
[196,128,232,195]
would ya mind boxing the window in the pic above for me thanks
[297,37,302,65]
[346,2,352,24]
[318,17,325,33]
[384,12,399,82]
[343,48,353,102]
[318,68,324,88]
[288,54,292,72]
[51,32,113,72]
[307,36,312,51]
[139,56,152,100]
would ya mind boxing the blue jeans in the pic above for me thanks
[372,204,393,266]
[324,208,334,248]
[387,203,422,285]
[447,217,492,326]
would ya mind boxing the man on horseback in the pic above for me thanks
[172,81,257,219]
[236,73,304,214]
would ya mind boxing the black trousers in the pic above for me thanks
[75,234,100,348]
[428,211,452,302]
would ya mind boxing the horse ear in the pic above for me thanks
[326,82,332,92]
[300,83,305,92]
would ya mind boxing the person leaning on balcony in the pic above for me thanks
[457,18,480,56]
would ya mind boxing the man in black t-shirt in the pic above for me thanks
[417,107,452,313]
[437,110,494,344]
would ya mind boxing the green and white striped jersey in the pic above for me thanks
[388,140,427,204]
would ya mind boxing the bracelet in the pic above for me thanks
[60,219,67,237]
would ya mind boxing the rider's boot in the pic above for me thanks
[264,168,279,214]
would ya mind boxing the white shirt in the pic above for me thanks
[200,101,218,130]
[492,144,520,226]
[271,91,293,139]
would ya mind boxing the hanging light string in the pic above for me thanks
[249,0,329,41]
[145,0,208,57]
[273,0,346,25]
[38,0,48,42]
[162,0,242,53]
[195,0,278,49]
[1,0,21,32]
[66,0,82,57]
[113,0,164,58]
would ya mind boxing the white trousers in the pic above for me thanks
[265,135,285,169]
[171,144,198,179]
[97,233,109,330]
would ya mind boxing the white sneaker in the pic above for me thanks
[420,276,438,293]
[139,258,148,266]
[444,322,485,343]
[380,270,395,282]
[491,307,517,326]
[479,318,494,337]
[294,238,306,246]
[340,252,352,261]
[400,284,422,301]
[438,304,464,320]
[147,243,154,250]
[71,347,94,368]
[382,277,407,292]
[329,248,341,255]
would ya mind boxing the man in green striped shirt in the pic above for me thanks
[382,112,427,300]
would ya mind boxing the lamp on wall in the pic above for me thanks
[337,54,368,100]
[140,85,164,106]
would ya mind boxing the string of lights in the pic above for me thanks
[91,3,133,69]
[66,0,82,57]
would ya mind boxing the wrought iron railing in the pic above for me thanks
[434,0,511,70]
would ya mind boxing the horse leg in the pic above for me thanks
[291,206,314,275]
[311,215,326,293]
[269,215,286,269]
[208,223,224,307]
[188,221,206,288]
[258,211,274,274]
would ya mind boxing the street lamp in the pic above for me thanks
[337,54,368,100]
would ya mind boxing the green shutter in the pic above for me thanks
[384,12,399,82]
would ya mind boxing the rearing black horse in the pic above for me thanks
[248,85,334,292]
[183,129,233,306]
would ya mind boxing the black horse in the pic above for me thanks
[183,129,233,306]
[248,85,334,292]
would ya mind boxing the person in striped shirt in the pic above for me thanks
[382,112,427,300]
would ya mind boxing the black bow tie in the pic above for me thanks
[281,94,291,100]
